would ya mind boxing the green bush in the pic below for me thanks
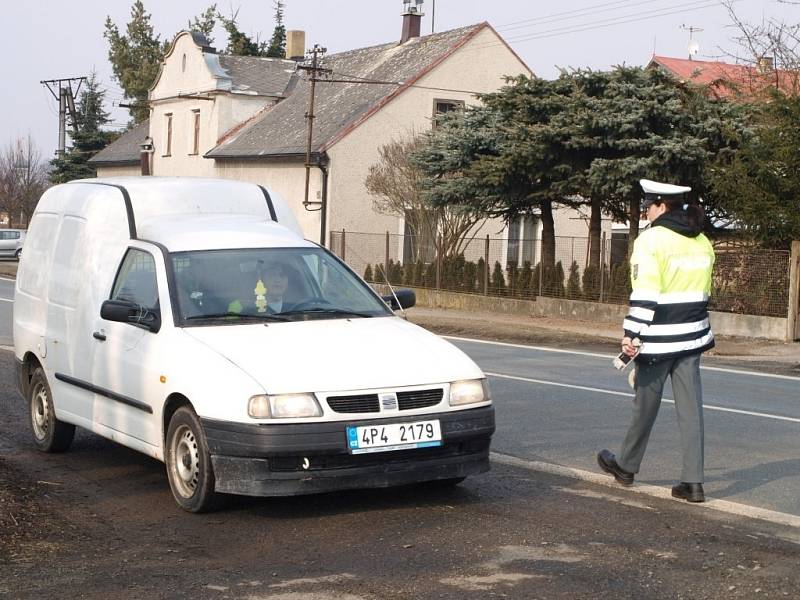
[476,257,487,293]
[517,261,533,298]
[566,261,581,299]
[463,260,478,293]
[582,264,600,300]
[363,264,373,282]
[491,261,506,295]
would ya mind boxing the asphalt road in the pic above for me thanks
[1,282,800,597]
[446,337,800,518]
[1,347,799,599]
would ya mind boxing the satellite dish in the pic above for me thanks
[688,40,700,57]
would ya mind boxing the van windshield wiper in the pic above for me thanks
[278,308,374,319]
[185,312,289,322]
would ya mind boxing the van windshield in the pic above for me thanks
[171,247,392,324]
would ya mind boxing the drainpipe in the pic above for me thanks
[318,160,329,247]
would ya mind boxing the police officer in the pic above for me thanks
[597,179,715,503]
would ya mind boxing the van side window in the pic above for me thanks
[112,249,159,311]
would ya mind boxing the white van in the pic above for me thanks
[14,177,494,512]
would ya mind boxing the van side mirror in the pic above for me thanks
[382,288,416,310]
[101,299,161,333]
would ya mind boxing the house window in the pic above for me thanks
[164,113,173,157]
[507,216,538,267]
[432,99,465,128]
[191,110,200,155]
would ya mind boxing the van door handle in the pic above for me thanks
[92,331,107,341]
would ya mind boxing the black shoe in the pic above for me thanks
[597,449,634,486]
[672,482,705,503]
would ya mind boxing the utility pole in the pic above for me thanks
[41,77,86,157]
[297,44,332,244]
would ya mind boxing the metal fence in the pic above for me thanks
[329,230,792,318]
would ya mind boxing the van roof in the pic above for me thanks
[52,177,306,248]
[140,215,315,251]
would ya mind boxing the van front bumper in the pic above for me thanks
[202,406,494,497]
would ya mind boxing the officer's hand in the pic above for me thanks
[621,336,638,357]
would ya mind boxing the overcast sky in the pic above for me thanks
[3,0,797,161]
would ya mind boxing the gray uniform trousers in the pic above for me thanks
[617,353,704,483]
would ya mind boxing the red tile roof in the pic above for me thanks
[648,55,798,100]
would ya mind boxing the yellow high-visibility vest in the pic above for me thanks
[624,225,715,359]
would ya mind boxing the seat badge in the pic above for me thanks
[380,392,398,411]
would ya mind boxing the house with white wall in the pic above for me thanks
[91,4,610,268]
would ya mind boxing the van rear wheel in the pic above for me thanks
[14,248,21,260]
[165,407,221,513]
[29,368,75,453]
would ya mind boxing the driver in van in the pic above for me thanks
[227,261,293,315]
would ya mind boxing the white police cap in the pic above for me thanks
[639,179,691,196]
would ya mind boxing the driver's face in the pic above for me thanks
[264,265,288,296]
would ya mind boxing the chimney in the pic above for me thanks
[401,0,424,44]
[757,55,774,73]
[286,30,306,61]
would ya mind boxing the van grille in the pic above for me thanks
[327,394,380,413]
[327,388,444,414]
[397,388,443,410]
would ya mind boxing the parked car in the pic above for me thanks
[0,228,25,260]
[13,177,495,512]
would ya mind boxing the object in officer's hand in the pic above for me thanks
[613,351,635,370]
[613,338,641,370]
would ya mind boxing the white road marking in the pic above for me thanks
[491,452,800,531]
[0,297,13,303]
[0,276,15,282]
[445,335,800,382]
[485,371,800,424]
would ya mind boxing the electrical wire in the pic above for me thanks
[457,0,724,54]
[496,0,670,32]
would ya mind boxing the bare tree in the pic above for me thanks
[365,136,486,261]
[0,136,49,228]
[722,0,800,95]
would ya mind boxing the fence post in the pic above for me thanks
[384,230,390,284]
[788,241,800,341]
[599,232,607,303]
[341,229,346,262]
[484,235,490,295]
[538,246,544,297]
[435,235,442,290]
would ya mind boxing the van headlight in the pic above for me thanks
[449,379,491,406]
[248,393,322,418]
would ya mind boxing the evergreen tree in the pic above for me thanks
[363,264,373,282]
[218,9,268,56]
[491,261,506,296]
[188,4,217,44]
[566,261,581,299]
[708,92,800,247]
[476,257,486,293]
[50,73,118,184]
[265,0,287,58]
[104,1,166,123]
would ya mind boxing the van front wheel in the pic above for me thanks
[165,407,221,512]
[29,368,75,453]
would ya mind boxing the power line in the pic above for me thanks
[461,0,722,54]
[496,0,668,32]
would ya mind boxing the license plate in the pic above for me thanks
[347,420,442,454]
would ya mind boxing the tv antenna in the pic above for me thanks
[680,24,703,60]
